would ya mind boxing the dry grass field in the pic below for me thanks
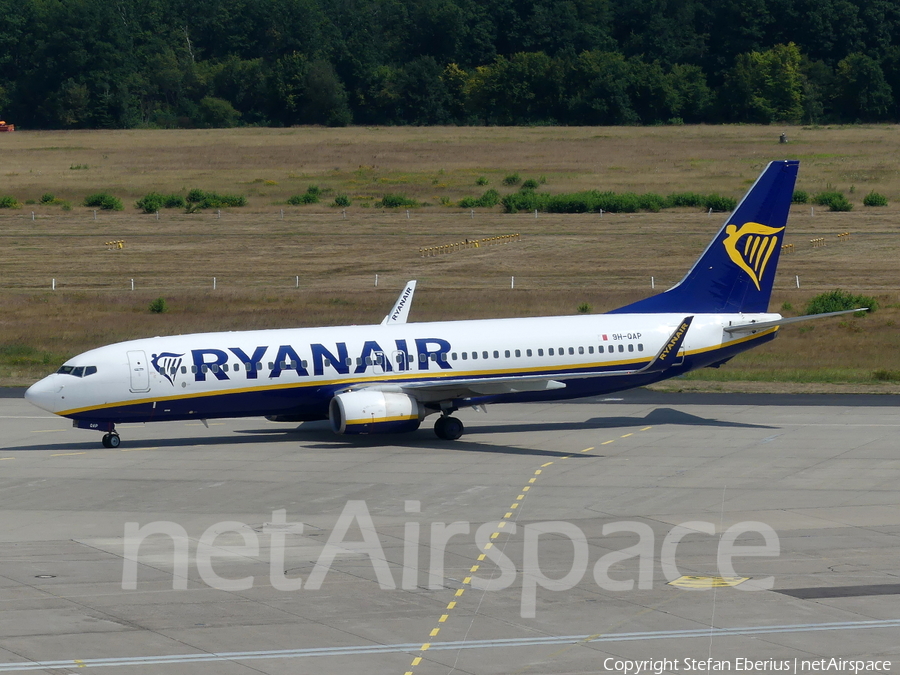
[1,125,899,390]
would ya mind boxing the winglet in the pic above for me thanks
[640,316,693,373]
[381,281,417,325]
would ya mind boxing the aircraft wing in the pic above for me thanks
[381,281,416,325]
[723,308,867,334]
[352,317,693,400]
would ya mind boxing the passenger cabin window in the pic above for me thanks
[588,346,594,354]
[618,345,624,353]
[638,344,644,352]
[452,352,458,361]
[505,350,511,358]
[493,350,499,359]
[482,351,489,359]
[525,349,531,357]
[628,344,634,352]
[472,352,478,360]
[578,346,584,355]
[549,348,554,356]
[462,352,468,360]
[515,349,521,357]
[598,346,605,353]
[538,349,544,356]
[568,347,575,355]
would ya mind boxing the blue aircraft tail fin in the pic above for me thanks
[609,160,799,315]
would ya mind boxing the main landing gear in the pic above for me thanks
[433,415,464,440]
[101,432,121,448]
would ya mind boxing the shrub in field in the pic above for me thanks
[702,194,737,212]
[636,192,666,212]
[288,192,318,205]
[503,189,736,214]
[40,193,56,204]
[136,193,186,213]
[814,191,853,211]
[873,369,900,381]
[0,196,20,208]
[136,193,164,213]
[287,185,321,205]
[805,289,877,315]
[521,178,539,190]
[458,189,500,208]
[378,193,417,208]
[475,176,489,186]
[83,193,123,210]
[863,191,888,207]
[148,297,168,314]
[665,192,705,208]
[502,172,521,186]
[501,190,543,213]
[577,302,592,314]
[185,189,246,209]
[792,190,809,203]
[332,194,351,207]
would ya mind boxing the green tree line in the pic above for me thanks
[1,0,899,128]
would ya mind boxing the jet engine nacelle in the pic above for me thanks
[329,390,424,435]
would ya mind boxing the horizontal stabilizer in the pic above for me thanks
[723,308,867,334]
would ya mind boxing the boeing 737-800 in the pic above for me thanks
[25,160,860,446]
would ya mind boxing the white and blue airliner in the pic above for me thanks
[26,160,859,446]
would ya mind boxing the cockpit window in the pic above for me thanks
[56,365,97,377]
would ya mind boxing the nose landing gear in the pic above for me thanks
[74,420,121,448]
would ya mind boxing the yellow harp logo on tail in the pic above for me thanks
[723,222,785,291]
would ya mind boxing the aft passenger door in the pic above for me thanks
[127,350,151,392]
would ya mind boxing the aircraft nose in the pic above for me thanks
[24,377,63,413]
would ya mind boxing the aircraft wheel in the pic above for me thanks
[434,416,464,440]
[102,433,121,449]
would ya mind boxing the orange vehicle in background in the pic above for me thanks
[0,121,14,132]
